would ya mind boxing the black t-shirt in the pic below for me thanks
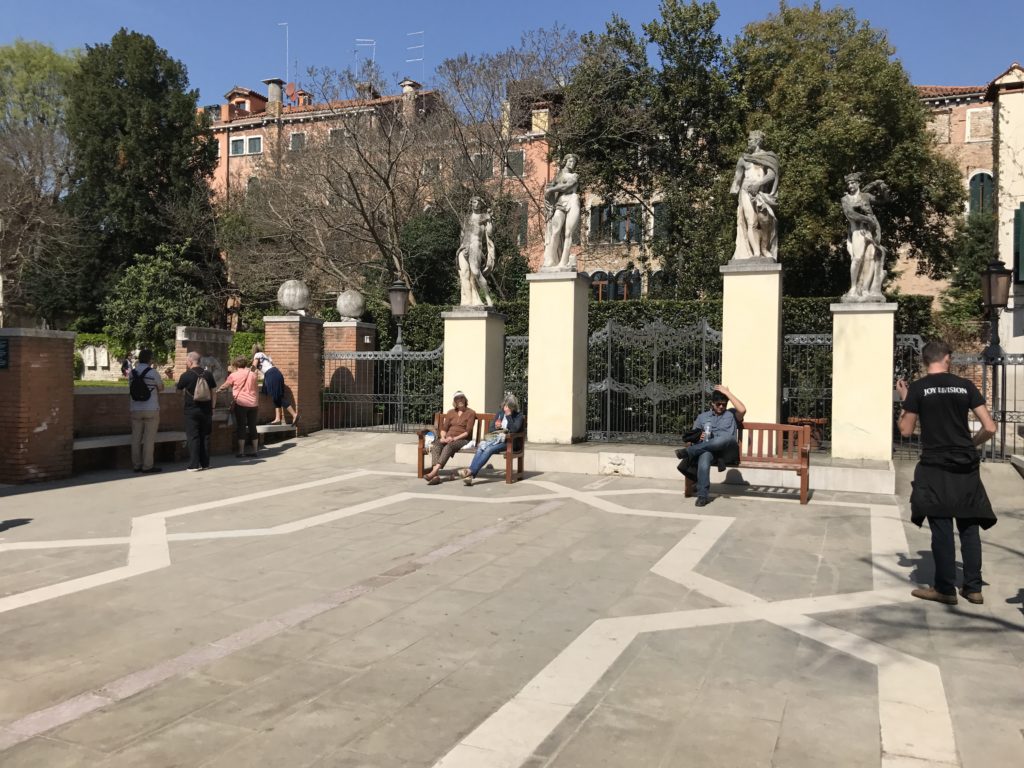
[175,367,217,410]
[902,372,984,453]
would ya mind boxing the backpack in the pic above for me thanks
[129,366,153,402]
[192,370,212,402]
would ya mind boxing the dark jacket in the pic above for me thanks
[176,367,218,412]
[494,409,525,451]
[910,447,996,529]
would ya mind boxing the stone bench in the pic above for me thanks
[73,432,186,451]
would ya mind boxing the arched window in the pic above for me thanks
[969,172,994,215]
[590,271,610,301]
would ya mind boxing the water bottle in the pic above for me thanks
[703,421,712,441]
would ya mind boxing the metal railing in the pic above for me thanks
[781,334,833,452]
[323,346,443,432]
[504,335,529,416]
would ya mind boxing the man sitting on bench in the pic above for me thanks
[676,385,746,507]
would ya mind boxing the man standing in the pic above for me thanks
[678,385,746,507]
[897,340,997,605]
[175,351,218,471]
[129,348,164,473]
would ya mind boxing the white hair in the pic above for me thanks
[186,351,201,365]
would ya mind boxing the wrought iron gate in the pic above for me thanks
[781,334,833,450]
[587,319,722,443]
[323,346,443,432]
[504,335,529,415]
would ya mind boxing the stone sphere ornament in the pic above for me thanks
[277,279,310,314]
[336,289,366,321]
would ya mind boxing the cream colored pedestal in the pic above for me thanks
[830,303,896,461]
[526,272,590,443]
[442,309,506,412]
[720,260,782,422]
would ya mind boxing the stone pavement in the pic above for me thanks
[0,431,1022,767]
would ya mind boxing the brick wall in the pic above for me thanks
[264,315,324,434]
[0,329,75,483]
[323,321,377,428]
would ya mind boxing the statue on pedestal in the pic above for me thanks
[730,130,779,261]
[457,196,495,307]
[841,172,889,303]
[541,153,581,270]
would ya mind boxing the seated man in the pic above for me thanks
[677,385,746,507]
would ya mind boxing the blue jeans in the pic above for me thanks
[469,440,505,477]
[685,434,735,498]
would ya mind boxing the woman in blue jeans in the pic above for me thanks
[458,394,523,486]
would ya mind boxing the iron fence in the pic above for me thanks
[587,318,721,443]
[504,335,529,415]
[892,335,1023,461]
[322,346,443,432]
[781,334,833,451]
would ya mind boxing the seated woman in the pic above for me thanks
[425,391,476,485]
[458,393,523,486]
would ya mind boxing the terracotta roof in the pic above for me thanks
[916,85,985,99]
[224,86,267,100]
[214,90,434,124]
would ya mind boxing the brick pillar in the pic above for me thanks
[323,321,377,429]
[264,315,324,434]
[0,329,75,483]
[172,326,233,384]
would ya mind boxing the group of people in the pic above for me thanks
[676,340,997,606]
[422,391,524,486]
[128,344,298,474]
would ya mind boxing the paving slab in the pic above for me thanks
[0,431,1021,767]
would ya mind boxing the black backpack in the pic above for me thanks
[129,366,153,402]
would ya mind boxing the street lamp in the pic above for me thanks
[388,279,411,352]
[980,259,1012,457]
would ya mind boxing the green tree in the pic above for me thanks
[0,40,81,324]
[101,243,214,357]
[936,211,996,343]
[732,2,964,295]
[65,29,218,326]
[560,1,741,297]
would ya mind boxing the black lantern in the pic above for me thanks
[388,279,411,351]
[981,259,1012,311]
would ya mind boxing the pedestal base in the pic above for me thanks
[442,309,506,412]
[526,272,590,443]
[830,303,896,461]
[720,261,782,422]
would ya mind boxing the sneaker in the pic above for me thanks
[959,588,984,604]
[186,467,202,472]
[140,467,162,474]
[911,587,958,605]
[457,468,470,479]
[695,496,709,507]
[463,474,474,486]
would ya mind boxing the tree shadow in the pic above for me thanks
[0,518,32,532]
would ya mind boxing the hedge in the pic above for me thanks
[74,332,127,360]
[229,331,264,362]
[361,294,936,351]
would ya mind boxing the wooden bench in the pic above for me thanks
[683,421,811,504]
[416,412,527,484]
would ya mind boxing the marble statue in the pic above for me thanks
[457,196,495,307]
[541,153,581,270]
[730,130,779,261]
[841,172,889,303]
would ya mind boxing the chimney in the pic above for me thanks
[399,78,421,95]
[295,89,312,107]
[355,82,381,101]
[263,78,284,117]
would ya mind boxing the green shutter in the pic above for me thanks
[1015,204,1023,283]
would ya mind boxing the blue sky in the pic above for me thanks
[3,1,1021,105]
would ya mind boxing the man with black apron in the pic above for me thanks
[897,340,997,605]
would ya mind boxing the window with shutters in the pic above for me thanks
[289,132,306,151]
[504,150,525,178]
[589,204,644,244]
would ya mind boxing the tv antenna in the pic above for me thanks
[355,38,376,63]
[277,22,289,83]
[406,31,425,82]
